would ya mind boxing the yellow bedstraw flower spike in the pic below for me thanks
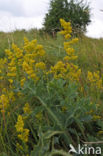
[66,48,75,55]
[15,115,29,143]
[15,115,24,132]
[8,79,13,84]
[60,19,72,37]
[8,91,15,102]
[7,72,16,77]
[64,55,78,61]
[0,94,9,112]
[87,71,94,82]
[20,78,26,87]
[18,129,29,143]
[65,34,71,40]
[87,71,103,89]
[16,143,23,151]
[35,62,46,70]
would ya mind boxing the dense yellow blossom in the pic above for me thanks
[87,71,103,89]
[15,115,29,143]
[0,94,9,111]
[15,115,24,132]
[18,129,29,143]
[47,18,81,82]
[60,19,72,39]
[0,58,7,80]
[8,79,13,84]
[35,62,46,70]
[0,88,15,112]
[16,143,23,151]
[20,77,26,87]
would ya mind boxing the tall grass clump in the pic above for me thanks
[0,19,103,156]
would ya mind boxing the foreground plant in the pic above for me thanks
[0,19,103,156]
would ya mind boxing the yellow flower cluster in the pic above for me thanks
[35,62,46,71]
[0,94,9,113]
[48,19,81,82]
[1,37,46,89]
[93,115,101,120]
[15,115,29,143]
[22,61,38,80]
[22,38,46,82]
[50,61,66,79]
[0,58,7,80]
[16,142,23,150]
[87,71,103,89]
[0,88,15,112]
[63,47,78,61]
[24,37,45,57]
[60,19,72,39]
[0,19,82,92]
[5,44,23,81]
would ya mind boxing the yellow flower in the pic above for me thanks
[98,131,103,135]
[0,94,9,111]
[66,48,75,55]
[60,19,72,37]
[35,62,46,70]
[15,115,24,132]
[8,66,16,71]
[65,34,71,39]
[87,71,93,82]
[15,115,29,143]
[20,78,26,87]
[64,55,78,61]
[8,79,13,84]
[63,56,70,61]
[7,72,16,77]
[87,71,102,89]
[93,115,101,120]
[22,61,29,70]
[16,143,23,150]
[8,91,15,102]
[18,129,29,143]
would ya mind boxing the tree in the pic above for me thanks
[43,0,91,34]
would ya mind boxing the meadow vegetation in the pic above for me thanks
[0,19,103,156]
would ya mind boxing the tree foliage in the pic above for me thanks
[44,0,91,34]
